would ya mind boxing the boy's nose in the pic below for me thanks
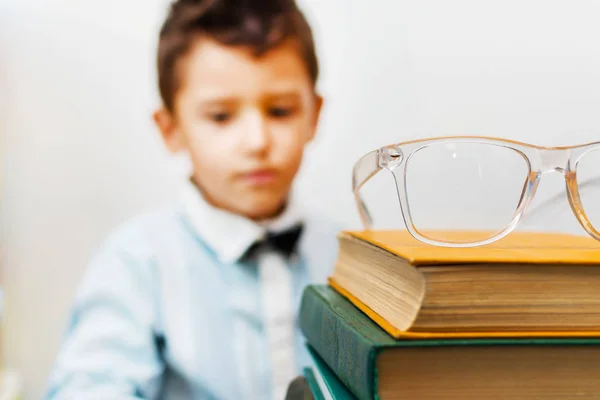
[243,112,271,155]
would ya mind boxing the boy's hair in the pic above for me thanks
[157,0,319,112]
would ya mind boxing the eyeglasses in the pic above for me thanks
[353,136,600,247]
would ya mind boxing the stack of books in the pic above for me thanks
[297,229,600,399]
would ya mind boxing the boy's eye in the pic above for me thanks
[207,111,232,123]
[268,106,296,118]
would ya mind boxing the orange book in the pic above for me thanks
[329,229,600,339]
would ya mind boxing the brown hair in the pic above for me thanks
[157,0,319,112]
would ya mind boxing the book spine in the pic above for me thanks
[299,286,376,400]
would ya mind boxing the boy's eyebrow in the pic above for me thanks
[195,95,239,107]
[195,90,304,107]
[264,90,303,101]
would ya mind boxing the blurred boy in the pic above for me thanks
[45,0,339,398]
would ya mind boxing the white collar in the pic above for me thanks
[180,179,304,264]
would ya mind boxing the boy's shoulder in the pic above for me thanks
[73,206,190,312]
[97,205,191,261]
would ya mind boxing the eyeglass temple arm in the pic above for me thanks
[352,149,383,228]
[527,175,600,219]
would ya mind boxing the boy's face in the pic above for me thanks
[154,37,322,221]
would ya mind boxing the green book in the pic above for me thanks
[299,284,600,400]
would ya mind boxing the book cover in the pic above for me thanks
[346,229,600,266]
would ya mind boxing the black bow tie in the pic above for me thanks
[242,224,304,261]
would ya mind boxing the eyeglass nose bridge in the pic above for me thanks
[536,148,573,175]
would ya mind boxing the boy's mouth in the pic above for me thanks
[239,168,277,185]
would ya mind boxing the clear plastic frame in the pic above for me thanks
[353,136,600,247]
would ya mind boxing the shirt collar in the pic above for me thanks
[180,179,304,264]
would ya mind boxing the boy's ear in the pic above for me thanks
[153,107,185,153]
[307,94,324,142]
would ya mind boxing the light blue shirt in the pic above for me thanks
[45,181,340,399]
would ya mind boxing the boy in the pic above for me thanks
[45,0,339,398]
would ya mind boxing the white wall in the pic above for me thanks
[2,0,600,398]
